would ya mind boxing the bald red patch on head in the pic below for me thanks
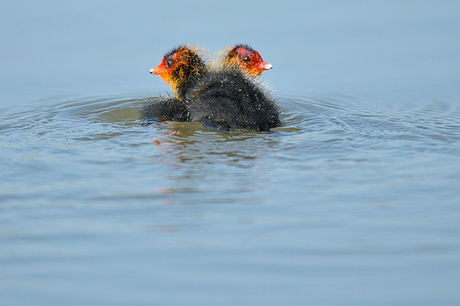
[234,46,252,57]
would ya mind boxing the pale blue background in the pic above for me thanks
[1,1,459,103]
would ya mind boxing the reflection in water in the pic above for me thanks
[139,118,280,206]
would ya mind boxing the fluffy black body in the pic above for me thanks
[141,69,281,131]
[139,96,188,121]
[185,68,280,131]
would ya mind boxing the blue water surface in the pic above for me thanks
[1,1,460,305]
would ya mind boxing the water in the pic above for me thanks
[1,1,460,305]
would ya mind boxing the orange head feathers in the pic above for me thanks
[222,44,272,76]
[150,45,206,100]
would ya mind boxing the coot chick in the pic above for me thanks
[219,44,273,77]
[140,45,206,121]
[149,45,207,102]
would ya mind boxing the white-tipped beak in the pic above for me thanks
[259,62,273,71]
[150,68,155,74]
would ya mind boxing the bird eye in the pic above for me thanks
[243,57,251,63]
[166,60,173,68]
